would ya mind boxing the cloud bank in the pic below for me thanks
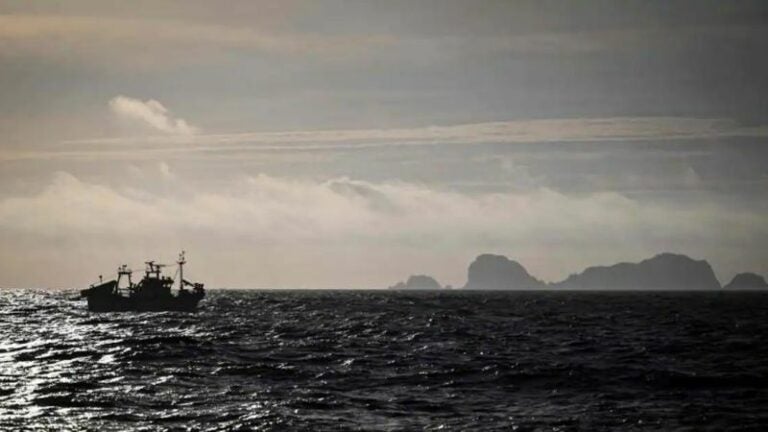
[109,95,199,135]
[0,171,764,288]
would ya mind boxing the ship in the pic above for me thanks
[80,252,205,312]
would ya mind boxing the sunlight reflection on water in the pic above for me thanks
[1,289,767,430]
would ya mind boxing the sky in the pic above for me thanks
[1,0,767,289]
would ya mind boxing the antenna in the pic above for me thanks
[177,251,186,291]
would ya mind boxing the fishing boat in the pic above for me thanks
[80,252,205,312]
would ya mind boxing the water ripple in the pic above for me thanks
[1,289,767,430]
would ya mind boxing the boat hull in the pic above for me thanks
[81,285,204,312]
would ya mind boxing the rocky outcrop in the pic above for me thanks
[388,274,444,290]
[552,253,721,290]
[463,254,545,290]
[723,273,768,290]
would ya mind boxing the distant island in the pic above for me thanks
[463,254,545,290]
[723,273,768,290]
[388,274,446,290]
[550,253,721,290]
[391,252,766,290]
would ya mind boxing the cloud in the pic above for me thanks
[109,95,199,135]
[54,116,768,157]
[158,162,174,180]
[0,172,765,287]
[196,116,760,146]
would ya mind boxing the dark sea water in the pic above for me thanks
[1,290,767,431]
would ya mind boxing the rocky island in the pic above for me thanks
[457,252,724,290]
[462,254,545,290]
[393,252,759,291]
[551,253,721,290]
[388,274,444,290]
[723,272,768,290]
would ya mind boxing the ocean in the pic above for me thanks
[1,289,766,431]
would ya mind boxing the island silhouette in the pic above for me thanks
[389,252,766,290]
[388,275,445,290]
[723,272,768,290]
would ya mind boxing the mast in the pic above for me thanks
[177,251,186,291]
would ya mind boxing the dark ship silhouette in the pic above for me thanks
[80,252,205,312]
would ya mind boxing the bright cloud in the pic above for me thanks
[0,172,765,288]
[109,95,199,135]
